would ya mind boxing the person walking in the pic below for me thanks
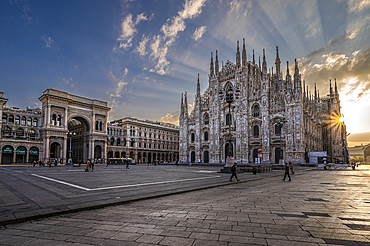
[282,162,291,181]
[229,163,240,181]
[85,159,91,172]
[91,160,94,172]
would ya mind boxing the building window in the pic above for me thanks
[27,117,32,126]
[52,114,56,125]
[100,122,103,131]
[8,115,14,123]
[2,114,7,123]
[191,133,195,142]
[252,104,260,117]
[117,138,121,146]
[226,113,232,126]
[2,126,12,137]
[275,124,281,135]
[144,143,146,148]
[110,137,114,145]
[33,118,38,127]
[204,131,208,141]
[57,115,62,126]
[15,115,20,125]
[204,113,209,125]
[21,116,26,125]
[95,121,99,131]
[253,125,259,137]
[149,143,151,148]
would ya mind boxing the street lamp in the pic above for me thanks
[66,131,76,164]
[274,120,286,163]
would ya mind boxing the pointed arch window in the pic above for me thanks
[204,131,209,141]
[204,113,209,125]
[253,125,259,137]
[275,124,281,135]
[252,104,260,117]
[191,133,195,142]
[226,113,232,126]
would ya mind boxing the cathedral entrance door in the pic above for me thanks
[275,148,282,164]
[203,151,209,163]
[191,151,195,163]
[253,149,258,163]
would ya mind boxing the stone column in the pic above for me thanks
[64,107,68,129]
[0,149,2,164]
[91,139,95,160]
[63,137,67,163]
[103,140,107,164]
[46,105,51,127]
[45,137,50,163]
[13,149,16,164]
[26,149,29,163]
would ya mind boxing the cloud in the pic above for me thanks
[62,77,74,87]
[135,34,150,56]
[192,26,206,41]
[302,48,370,99]
[147,0,207,75]
[348,0,370,12]
[109,70,128,97]
[42,36,53,48]
[114,12,148,52]
[160,111,180,125]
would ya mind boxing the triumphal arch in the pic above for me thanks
[38,89,110,163]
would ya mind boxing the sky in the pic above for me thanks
[1,0,370,147]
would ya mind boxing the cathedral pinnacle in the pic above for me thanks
[335,78,338,95]
[215,50,219,76]
[252,49,255,64]
[242,38,246,67]
[262,49,267,74]
[330,79,333,96]
[286,61,289,75]
[275,46,281,80]
[236,41,241,68]
[259,56,261,68]
[210,52,214,77]
[197,73,200,96]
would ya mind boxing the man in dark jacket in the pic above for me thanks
[230,163,240,181]
[282,162,291,181]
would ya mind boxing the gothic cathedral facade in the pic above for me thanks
[179,39,348,164]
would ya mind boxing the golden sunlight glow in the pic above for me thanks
[339,116,344,123]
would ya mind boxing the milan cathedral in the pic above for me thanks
[179,39,348,164]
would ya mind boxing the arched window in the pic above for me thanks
[2,126,12,137]
[27,117,32,126]
[99,121,103,131]
[52,114,56,125]
[21,116,26,125]
[8,115,14,123]
[16,128,24,139]
[57,115,62,126]
[28,129,36,139]
[204,131,208,141]
[2,114,7,123]
[33,118,38,127]
[95,121,99,131]
[110,137,114,145]
[226,113,232,126]
[191,133,195,142]
[117,138,121,146]
[253,125,259,137]
[252,104,260,117]
[275,124,281,135]
[15,115,20,125]
[204,113,209,125]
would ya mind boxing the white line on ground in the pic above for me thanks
[31,174,222,191]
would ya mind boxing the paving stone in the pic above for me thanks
[135,234,164,244]
[110,232,142,241]
[159,229,191,237]
[158,236,195,246]
[84,229,118,239]
[192,239,228,246]
[219,234,267,245]
[265,238,319,246]
[189,232,219,240]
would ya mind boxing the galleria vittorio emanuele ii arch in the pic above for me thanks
[38,89,110,163]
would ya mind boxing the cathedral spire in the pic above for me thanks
[275,46,281,80]
[315,83,317,101]
[330,79,333,96]
[210,52,214,77]
[253,49,255,64]
[262,49,267,75]
[335,78,338,95]
[215,50,219,76]
[197,73,200,96]
[242,38,246,67]
[286,61,289,75]
[180,93,183,116]
[259,56,261,69]
[184,91,188,117]
[236,41,241,68]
